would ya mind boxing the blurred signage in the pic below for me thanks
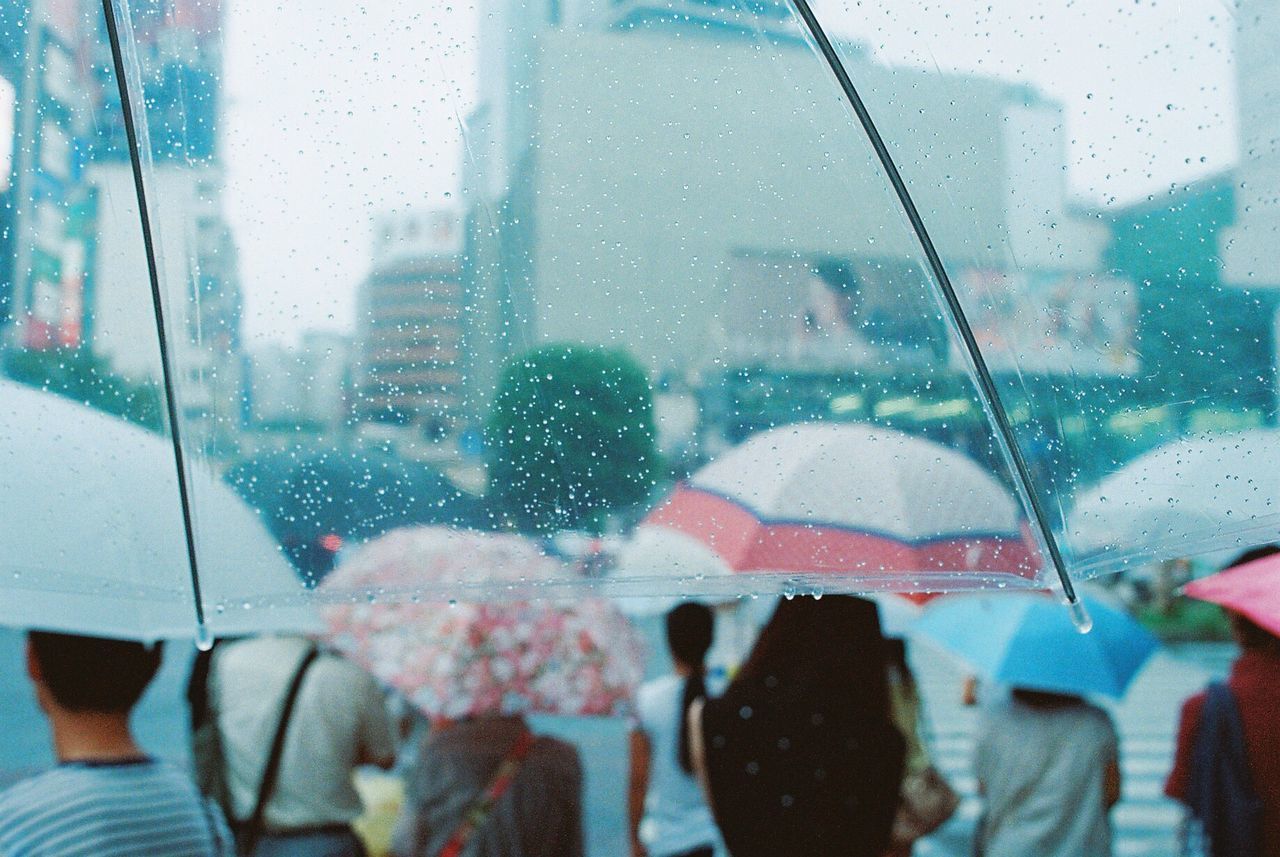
[715,252,947,370]
[372,209,463,269]
[957,268,1139,376]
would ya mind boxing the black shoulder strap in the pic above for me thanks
[240,645,321,852]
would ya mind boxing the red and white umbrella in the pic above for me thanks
[635,423,1039,588]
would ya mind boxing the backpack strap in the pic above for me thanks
[436,726,537,857]
[239,645,321,854]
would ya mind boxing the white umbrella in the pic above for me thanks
[0,381,316,640]
[632,422,1039,591]
[1067,429,1280,570]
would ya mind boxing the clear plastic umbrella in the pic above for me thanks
[3,0,1279,631]
[1068,430,1280,574]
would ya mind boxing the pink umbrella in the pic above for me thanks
[1183,551,1280,637]
[320,527,645,719]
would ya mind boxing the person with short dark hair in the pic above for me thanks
[628,602,720,857]
[0,631,234,856]
[1166,546,1280,857]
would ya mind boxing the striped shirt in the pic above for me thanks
[0,758,234,857]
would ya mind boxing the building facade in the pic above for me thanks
[463,0,1114,382]
[354,210,468,445]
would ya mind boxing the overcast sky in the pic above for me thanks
[220,0,1236,344]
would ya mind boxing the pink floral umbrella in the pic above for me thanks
[320,527,645,719]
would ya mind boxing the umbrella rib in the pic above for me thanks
[784,0,1078,605]
[100,0,210,640]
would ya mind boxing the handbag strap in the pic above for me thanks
[240,644,321,853]
[436,727,537,857]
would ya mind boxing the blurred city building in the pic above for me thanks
[1,0,243,454]
[464,0,1115,391]
[1221,0,1280,289]
[353,209,467,454]
[244,330,352,444]
[4,0,98,354]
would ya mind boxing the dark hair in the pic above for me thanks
[29,631,162,714]
[884,637,915,691]
[1226,544,1280,569]
[667,602,714,773]
[1229,612,1280,653]
[1011,687,1084,708]
[1222,545,1280,652]
[733,595,891,718]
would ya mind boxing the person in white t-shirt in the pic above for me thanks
[207,635,396,857]
[974,688,1121,857]
[628,603,721,857]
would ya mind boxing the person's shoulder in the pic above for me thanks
[0,767,101,830]
[1176,689,1208,726]
[0,769,62,816]
[533,735,584,779]
[217,634,302,669]
[1077,701,1118,734]
[637,674,680,710]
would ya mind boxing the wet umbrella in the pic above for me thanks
[914,593,1159,699]
[225,447,478,583]
[635,422,1040,592]
[319,527,645,719]
[8,0,1280,631]
[1183,550,1280,638]
[0,381,316,639]
[1067,430,1280,572]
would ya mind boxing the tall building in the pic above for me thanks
[84,163,244,451]
[463,0,1114,383]
[245,331,351,433]
[354,210,467,444]
[0,1,30,322]
[4,0,99,352]
[1221,0,1280,288]
[4,0,242,456]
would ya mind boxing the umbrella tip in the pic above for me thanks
[195,622,214,652]
[1067,598,1093,634]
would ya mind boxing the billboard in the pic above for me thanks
[956,268,1138,376]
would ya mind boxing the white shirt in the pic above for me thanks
[974,696,1118,857]
[636,675,720,857]
[212,635,395,830]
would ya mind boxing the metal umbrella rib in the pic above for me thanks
[99,0,211,642]
[786,0,1080,606]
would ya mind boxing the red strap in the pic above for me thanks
[437,728,537,857]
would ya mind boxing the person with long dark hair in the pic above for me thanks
[628,602,720,857]
[687,595,905,857]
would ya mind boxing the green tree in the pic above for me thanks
[487,344,658,534]
[3,347,164,432]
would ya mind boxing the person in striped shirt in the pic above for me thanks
[0,631,234,857]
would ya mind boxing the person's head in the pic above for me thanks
[26,631,163,717]
[733,594,890,718]
[666,601,714,673]
[1226,544,1280,570]
[665,602,715,774]
[1011,687,1085,709]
